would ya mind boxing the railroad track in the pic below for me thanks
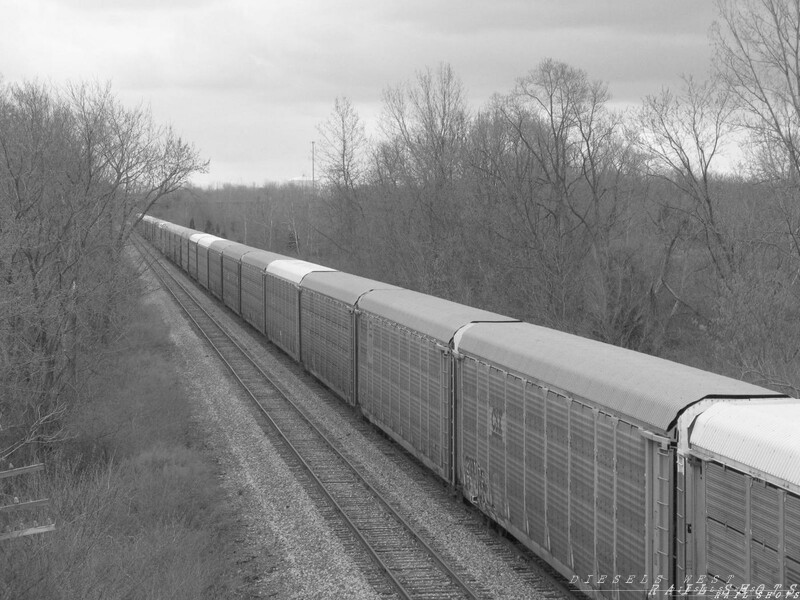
[134,236,484,600]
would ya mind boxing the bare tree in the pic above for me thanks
[713,0,800,185]
[316,97,368,258]
[475,59,659,347]
[0,80,206,462]
[709,0,800,393]
[317,97,368,192]
[374,63,470,294]
[635,75,737,284]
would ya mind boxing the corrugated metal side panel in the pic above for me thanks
[357,313,450,481]
[705,462,747,586]
[410,332,422,449]
[389,331,400,431]
[208,248,224,300]
[751,480,780,550]
[476,362,489,505]
[524,382,546,548]
[173,232,181,264]
[786,557,800,586]
[506,375,525,530]
[751,543,779,588]
[428,342,447,476]
[707,462,747,533]
[197,245,210,289]
[487,367,506,521]
[459,363,527,530]
[699,460,800,587]
[301,290,354,403]
[397,331,408,434]
[595,413,616,596]
[786,493,800,569]
[546,390,570,567]
[459,357,478,499]
[570,402,595,578]
[265,274,299,359]
[188,242,198,279]
[240,262,265,333]
[706,518,746,587]
[222,254,241,314]
[181,237,190,272]
[615,421,646,600]
[460,357,499,515]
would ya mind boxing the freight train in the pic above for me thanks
[138,214,800,599]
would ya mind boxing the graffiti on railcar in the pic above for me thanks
[490,406,505,440]
[462,456,495,516]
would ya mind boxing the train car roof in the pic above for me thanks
[189,232,215,243]
[301,271,402,306]
[197,235,225,249]
[454,321,782,434]
[163,222,197,239]
[178,227,201,239]
[689,399,800,493]
[358,289,517,344]
[266,259,335,284]
[241,249,290,270]
[221,241,257,260]
[207,239,236,253]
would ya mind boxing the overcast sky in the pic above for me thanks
[1,0,718,187]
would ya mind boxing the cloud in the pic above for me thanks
[0,0,722,184]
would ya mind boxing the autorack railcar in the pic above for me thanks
[680,400,800,590]
[240,250,290,334]
[452,321,783,599]
[355,289,517,482]
[220,242,256,316]
[299,271,401,406]
[163,222,197,269]
[195,234,225,289]
[207,239,235,301]
[188,232,215,280]
[264,259,334,361]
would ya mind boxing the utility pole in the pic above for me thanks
[311,140,315,190]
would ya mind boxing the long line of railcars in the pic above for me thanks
[138,214,800,598]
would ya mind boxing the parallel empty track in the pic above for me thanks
[135,237,484,600]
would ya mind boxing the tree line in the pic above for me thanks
[313,0,800,396]
[158,0,800,398]
[0,80,206,464]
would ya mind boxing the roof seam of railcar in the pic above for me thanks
[667,393,789,432]
[360,308,519,347]
[352,287,405,307]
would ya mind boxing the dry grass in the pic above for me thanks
[0,296,236,599]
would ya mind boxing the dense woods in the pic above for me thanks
[0,82,230,599]
[155,0,800,398]
[0,81,205,464]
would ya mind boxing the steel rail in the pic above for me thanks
[134,235,479,600]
